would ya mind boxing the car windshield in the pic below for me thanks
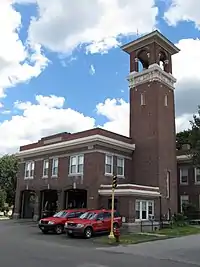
[53,211,68,218]
[79,212,97,220]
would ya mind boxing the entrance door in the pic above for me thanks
[22,191,35,219]
[66,189,87,209]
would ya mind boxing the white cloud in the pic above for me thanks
[0,1,48,98]
[89,64,96,75]
[0,95,96,154]
[0,94,193,154]
[164,0,200,28]
[28,0,158,54]
[171,38,200,118]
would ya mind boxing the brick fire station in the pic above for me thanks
[14,30,179,223]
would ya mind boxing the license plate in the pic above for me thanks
[68,230,72,234]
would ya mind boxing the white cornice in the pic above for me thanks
[177,154,192,161]
[127,64,176,90]
[98,189,160,197]
[16,134,135,157]
[100,183,159,190]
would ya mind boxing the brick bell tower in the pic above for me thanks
[121,30,180,215]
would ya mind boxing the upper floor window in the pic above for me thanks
[105,154,113,175]
[140,93,146,106]
[52,158,58,177]
[166,171,170,199]
[195,167,200,183]
[164,95,168,106]
[180,167,188,184]
[24,161,34,179]
[43,159,49,177]
[117,157,124,177]
[69,155,84,175]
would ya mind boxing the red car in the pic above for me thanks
[38,209,87,234]
[64,209,122,238]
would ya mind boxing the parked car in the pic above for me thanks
[38,209,87,234]
[64,209,122,239]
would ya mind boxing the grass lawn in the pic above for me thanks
[94,233,167,246]
[157,225,200,237]
[94,226,200,246]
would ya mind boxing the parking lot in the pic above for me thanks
[0,219,198,267]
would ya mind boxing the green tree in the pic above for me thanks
[176,130,191,150]
[0,189,6,211]
[188,106,200,166]
[0,154,19,207]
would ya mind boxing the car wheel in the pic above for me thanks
[84,227,93,239]
[55,225,63,235]
[42,229,48,234]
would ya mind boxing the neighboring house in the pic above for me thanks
[13,30,179,222]
[177,145,200,213]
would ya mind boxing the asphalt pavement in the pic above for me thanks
[0,220,199,267]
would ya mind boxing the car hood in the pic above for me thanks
[67,218,92,224]
[41,216,64,223]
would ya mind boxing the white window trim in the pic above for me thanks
[166,171,170,199]
[42,159,49,178]
[51,158,59,177]
[117,157,125,178]
[180,168,188,185]
[24,161,34,180]
[69,154,84,176]
[140,93,146,106]
[135,200,154,221]
[194,167,200,184]
[180,195,189,213]
[164,95,168,106]
[105,154,113,176]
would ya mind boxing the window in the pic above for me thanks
[52,158,58,177]
[24,161,34,179]
[180,168,188,184]
[69,155,84,175]
[166,171,170,199]
[117,157,124,177]
[180,195,189,213]
[105,154,113,175]
[195,167,200,183]
[140,93,146,106]
[135,200,154,221]
[164,95,168,106]
[43,159,49,177]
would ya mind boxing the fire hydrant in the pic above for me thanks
[113,227,120,243]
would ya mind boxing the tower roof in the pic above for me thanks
[121,30,180,55]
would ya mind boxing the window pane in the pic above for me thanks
[105,164,112,174]
[70,165,76,174]
[78,155,84,165]
[117,158,124,167]
[53,158,58,168]
[52,167,58,176]
[117,166,123,176]
[71,156,77,166]
[197,168,200,175]
[148,202,153,215]
[78,164,83,174]
[106,155,112,165]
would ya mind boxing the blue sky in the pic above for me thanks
[0,0,200,154]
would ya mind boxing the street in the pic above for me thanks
[0,220,200,267]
